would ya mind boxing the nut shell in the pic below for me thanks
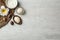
[13,15,22,25]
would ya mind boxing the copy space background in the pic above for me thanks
[0,0,60,40]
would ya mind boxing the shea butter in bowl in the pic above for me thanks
[5,0,18,9]
[13,15,22,25]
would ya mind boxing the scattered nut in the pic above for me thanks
[10,21,14,25]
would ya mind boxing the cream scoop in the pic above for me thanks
[16,7,24,15]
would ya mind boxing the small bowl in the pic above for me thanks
[13,15,22,25]
[5,0,18,9]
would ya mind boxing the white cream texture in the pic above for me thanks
[16,8,24,15]
[6,0,17,9]
[14,17,20,23]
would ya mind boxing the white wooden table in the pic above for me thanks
[0,0,60,40]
